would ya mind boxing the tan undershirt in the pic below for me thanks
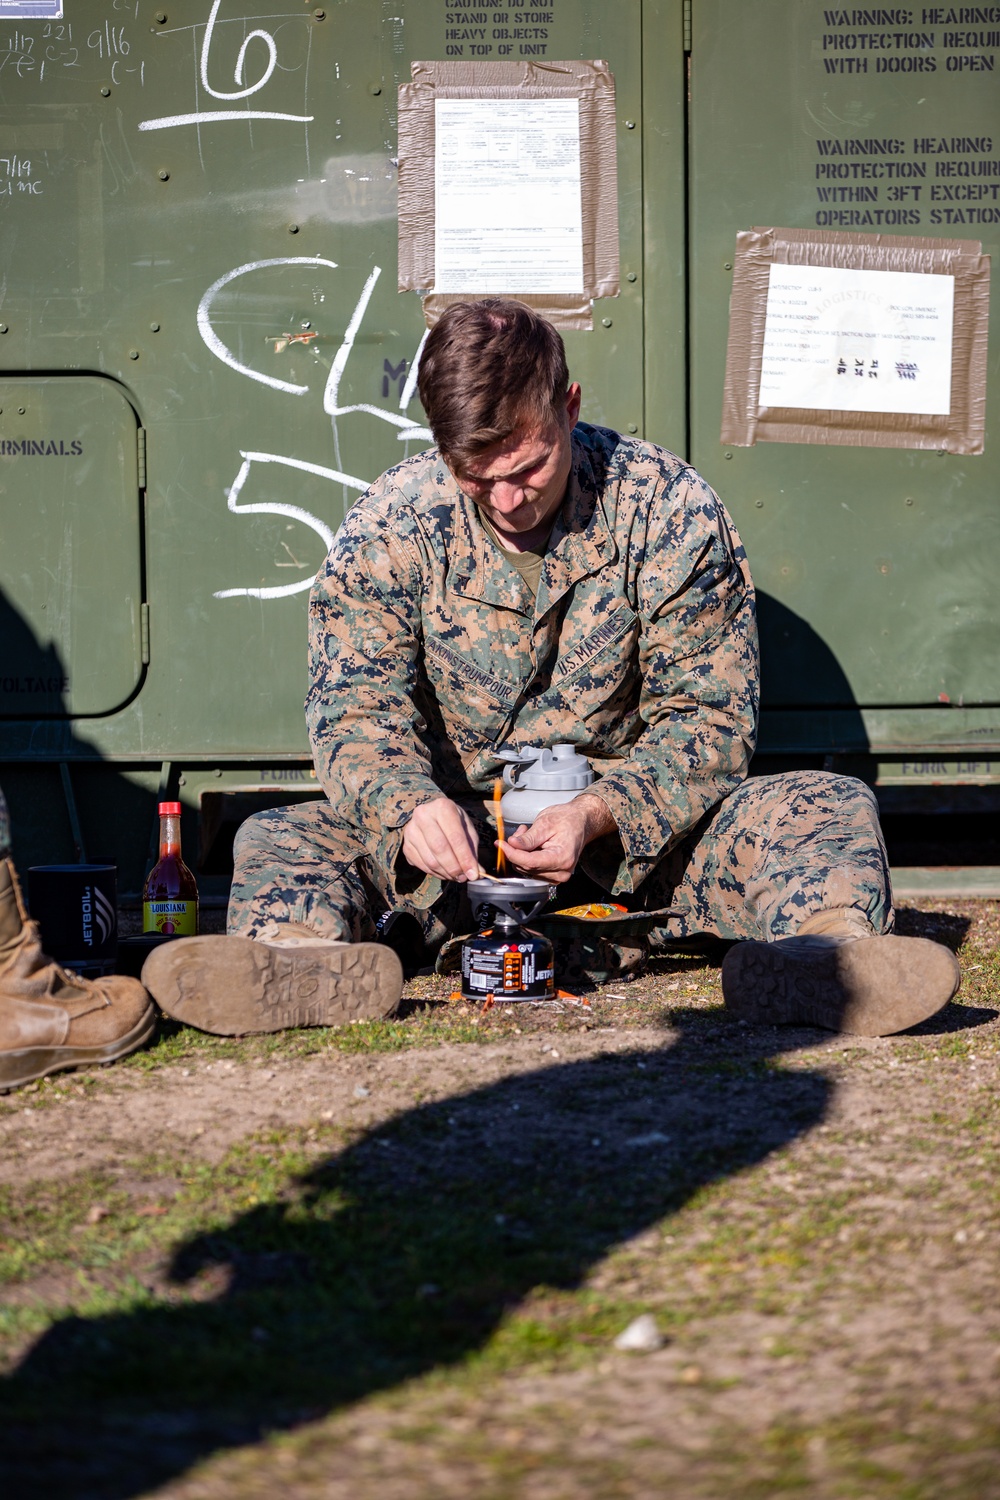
[479,514,549,597]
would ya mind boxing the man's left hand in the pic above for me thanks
[501,794,617,883]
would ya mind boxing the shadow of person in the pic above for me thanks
[0,585,110,867]
[0,583,165,907]
[756,593,868,728]
[0,589,74,722]
[0,1010,837,1498]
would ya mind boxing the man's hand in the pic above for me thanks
[502,794,617,884]
[401,797,484,883]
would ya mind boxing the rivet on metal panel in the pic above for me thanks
[17,407,25,415]
[101,87,111,97]
[158,170,170,181]
[178,775,187,787]
[154,11,167,21]
[150,323,160,333]
[370,84,382,95]
[626,272,637,282]
[724,451,733,459]
[723,262,732,270]
[313,7,326,17]
[129,349,140,360]
[601,318,612,327]
[288,223,300,234]
[625,120,636,129]
[905,496,914,506]
[627,424,638,433]
[0,325,7,335]
[755,499,764,508]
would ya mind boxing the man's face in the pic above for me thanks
[452,384,582,547]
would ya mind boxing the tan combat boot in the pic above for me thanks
[141,922,403,1036]
[0,859,156,1091]
[721,906,960,1036]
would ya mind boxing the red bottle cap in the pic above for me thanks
[158,801,182,815]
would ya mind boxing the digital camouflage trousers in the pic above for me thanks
[228,771,894,980]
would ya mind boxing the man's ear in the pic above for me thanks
[565,382,582,431]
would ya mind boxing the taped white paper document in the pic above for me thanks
[433,98,584,294]
[759,263,955,416]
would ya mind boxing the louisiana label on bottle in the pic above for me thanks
[143,898,197,937]
[142,800,200,936]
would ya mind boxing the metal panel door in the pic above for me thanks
[687,0,999,735]
[0,377,143,718]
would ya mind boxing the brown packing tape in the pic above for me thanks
[397,60,619,330]
[396,74,436,293]
[421,291,596,332]
[720,226,991,455]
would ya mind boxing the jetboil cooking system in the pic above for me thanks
[459,746,591,1001]
[460,875,557,1003]
[456,746,657,998]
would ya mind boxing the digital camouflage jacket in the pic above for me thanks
[306,422,759,905]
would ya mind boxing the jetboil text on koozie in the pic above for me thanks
[143,801,199,936]
[27,862,119,975]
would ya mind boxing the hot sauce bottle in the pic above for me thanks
[143,801,199,936]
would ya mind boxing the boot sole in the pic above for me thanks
[722,935,960,1036]
[141,936,404,1035]
[0,1004,157,1092]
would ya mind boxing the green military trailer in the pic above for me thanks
[0,0,996,908]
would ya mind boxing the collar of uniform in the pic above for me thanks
[448,490,536,614]
[536,435,617,617]
[446,432,616,614]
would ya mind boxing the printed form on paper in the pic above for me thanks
[433,98,584,294]
[759,263,955,417]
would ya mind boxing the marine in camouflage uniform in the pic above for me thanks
[143,298,958,1035]
[226,422,892,970]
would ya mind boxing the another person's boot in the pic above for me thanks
[141,923,404,1036]
[721,906,960,1036]
[0,859,155,1090]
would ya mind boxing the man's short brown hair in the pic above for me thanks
[416,299,569,472]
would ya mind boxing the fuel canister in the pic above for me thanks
[461,875,556,1002]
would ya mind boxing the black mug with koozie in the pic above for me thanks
[27,863,118,977]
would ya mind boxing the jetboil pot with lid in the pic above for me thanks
[460,875,557,1002]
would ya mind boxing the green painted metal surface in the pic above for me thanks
[0,0,679,891]
[687,0,1000,757]
[0,0,994,893]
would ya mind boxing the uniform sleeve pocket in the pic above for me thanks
[643,537,747,665]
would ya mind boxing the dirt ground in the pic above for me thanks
[0,898,998,1499]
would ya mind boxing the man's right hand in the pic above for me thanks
[401,797,484,883]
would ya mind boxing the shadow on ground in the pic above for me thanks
[0,991,990,1498]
